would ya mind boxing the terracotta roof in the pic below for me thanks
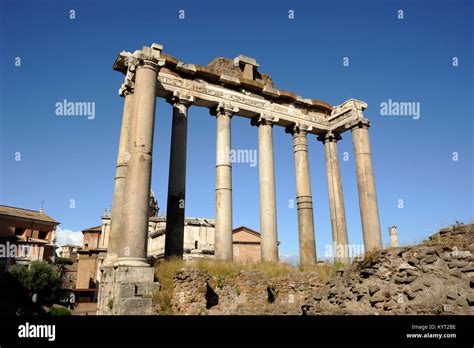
[0,205,59,224]
[233,226,260,237]
[233,226,281,245]
[82,225,102,233]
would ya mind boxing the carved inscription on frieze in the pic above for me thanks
[157,74,328,127]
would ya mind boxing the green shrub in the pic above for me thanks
[9,261,60,304]
[49,306,71,316]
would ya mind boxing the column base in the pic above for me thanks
[115,257,150,267]
[102,255,118,268]
[98,264,160,315]
[97,265,116,315]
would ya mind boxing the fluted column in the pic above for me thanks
[287,125,317,267]
[252,115,278,262]
[211,103,238,261]
[103,84,135,267]
[117,55,159,267]
[164,92,194,259]
[348,118,382,252]
[317,131,349,264]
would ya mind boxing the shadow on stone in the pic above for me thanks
[267,286,276,304]
[205,283,219,309]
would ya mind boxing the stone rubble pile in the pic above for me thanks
[166,224,474,315]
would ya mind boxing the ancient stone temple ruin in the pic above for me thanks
[98,42,382,314]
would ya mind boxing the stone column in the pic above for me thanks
[389,226,398,247]
[252,115,278,262]
[317,132,349,264]
[164,92,194,259]
[211,103,238,261]
[117,55,159,267]
[103,84,135,267]
[287,125,317,267]
[348,119,382,252]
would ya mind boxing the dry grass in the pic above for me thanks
[153,257,186,315]
[155,258,336,281]
[192,258,296,279]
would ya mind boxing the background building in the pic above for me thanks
[75,212,268,291]
[58,244,80,261]
[0,205,59,272]
[232,226,265,263]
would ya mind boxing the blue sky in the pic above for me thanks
[0,0,472,260]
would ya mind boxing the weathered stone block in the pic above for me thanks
[115,265,155,283]
[119,298,153,315]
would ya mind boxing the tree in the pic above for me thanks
[54,257,73,275]
[9,261,61,305]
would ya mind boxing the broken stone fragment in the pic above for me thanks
[368,284,380,295]
[397,262,414,270]
[369,292,385,304]
[443,304,453,312]
[422,279,434,287]
[461,264,474,273]
[394,275,417,284]
[466,292,474,306]
[448,260,460,269]
[404,289,417,300]
[449,269,463,278]
[446,291,457,300]
[409,283,425,292]
[422,254,438,264]
[219,74,240,86]
[262,86,280,98]
[437,251,452,262]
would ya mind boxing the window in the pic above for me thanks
[38,231,48,240]
[22,245,31,257]
[14,227,25,236]
[194,241,198,249]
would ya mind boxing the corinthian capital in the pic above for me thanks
[210,102,239,118]
[167,91,194,107]
[134,43,166,70]
[285,123,312,136]
[118,82,134,97]
[317,131,342,143]
[250,114,278,127]
[345,117,371,131]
